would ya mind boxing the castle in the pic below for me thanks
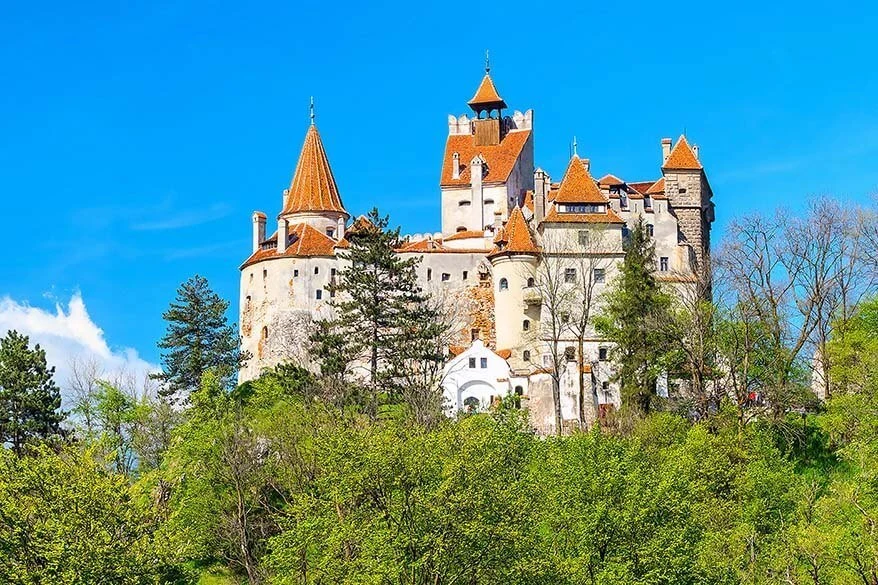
[239,66,715,434]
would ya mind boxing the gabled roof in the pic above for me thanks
[523,190,534,212]
[468,74,507,109]
[282,125,348,216]
[646,177,665,194]
[598,173,625,186]
[489,206,539,258]
[542,207,626,224]
[440,130,531,186]
[628,181,655,195]
[662,135,702,170]
[553,155,608,204]
[241,223,338,268]
[444,230,487,241]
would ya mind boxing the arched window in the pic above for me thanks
[463,396,480,412]
[456,226,468,232]
[522,319,530,331]
[523,350,531,362]
[527,277,535,287]
[245,295,251,311]
[261,326,268,341]
[499,278,508,291]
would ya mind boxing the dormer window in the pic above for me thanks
[326,227,334,238]
[561,204,605,214]
[620,194,628,209]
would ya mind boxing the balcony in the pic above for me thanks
[523,286,541,305]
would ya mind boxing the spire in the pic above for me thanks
[309,96,315,125]
[662,134,702,170]
[468,52,507,113]
[553,154,607,204]
[572,136,578,157]
[489,206,538,258]
[281,124,347,216]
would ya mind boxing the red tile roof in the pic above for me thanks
[523,190,534,212]
[396,237,485,254]
[468,74,507,109]
[282,125,348,215]
[553,155,608,204]
[489,206,539,257]
[628,181,655,195]
[495,349,512,360]
[598,173,625,186]
[241,223,338,268]
[440,130,532,186]
[662,135,702,170]
[444,230,486,241]
[646,177,665,195]
[542,207,625,224]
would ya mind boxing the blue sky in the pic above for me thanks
[1,0,877,376]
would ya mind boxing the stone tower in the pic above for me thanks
[440,64,534,235]
[660,135,714,276]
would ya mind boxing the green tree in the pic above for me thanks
[596,217,671,414]
[154,274,246,401]
[312,208,444,419]
[0,330,64,455]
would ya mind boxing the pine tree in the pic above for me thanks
[311,208,444,419]
[154,275,246,401]
[0,330,65,455]
[595,217,671,414]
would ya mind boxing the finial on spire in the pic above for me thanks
[309,96,315,125]
[572,136,578,157]
[485,49,490,74]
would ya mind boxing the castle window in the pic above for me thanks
[679,188,687,194]
[316,289,322,300]
[594,268,605,283]
[647,224,654,237]
[565,346,575,361]
[331,268,337,278]
[484,198,494,205]
[427,268,432,281]
[523,319,530,331]
[471,328,480,341]
[245,296,251,310]
[564,268,576,283]
[499,278,508,291]
[469,358,476,368]
[263,269,267,279]
[513,386,523,408]
[523,350,531,362]
[459,200,471,207]
[326,227,334,238]
[314,266,319,275]
[463,271,468,280]
[249,272,253,283]
[261,326,268,341]
[463,396,479,411]
[561,312,570,324]
[599,347,608,361]
[294,269,299,277]
[457,226,467,232]
[645,196,652,209]
[441,273,450,282]
[527,277,535,287]
[660,257,669,272]
[602,381,610,391]
[480,357,488,369]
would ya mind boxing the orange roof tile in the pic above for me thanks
[241,223,338,268]
[662,135,702,170]
[628,181,655,195]
[396,237,485,254]
[553,155,608,204]
[598,173,625,186]
[468,74,507,109]
[444,230,486,241]
[542,207,625,224]
[282,125,348,216]
[440,130,532,186]
[495,349,512,360]
[489,206,539,257]
[646,177,665,195]
[523,190,534,212]
[449,345,466,357]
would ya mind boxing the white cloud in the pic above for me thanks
[0,293,159,405]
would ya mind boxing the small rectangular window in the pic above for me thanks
[480,357,488,369]
[427,268,432,281]
[523,350,531,362]
[598,347,608,361]
[314,266,319,275]
[522,319,530,331]
[564,268,576,283]
[594,268,605,284]
[263,269,267,279]
[316,289,322,300]
[660,257,669,272]
[602,381,610,390]
[647,224,654,237]
[441,273,450,282]
[471,328,479,342]
[578,230,588,245]
[463,271,468,280]
[469,358,476,368]
[561,312,569,323]
[565,346,575,361]
[293,269,299,277]
[331,268,337,277]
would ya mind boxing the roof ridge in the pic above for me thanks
[662,134,702,170]
[282,125,348,216]
[553,155,608,204]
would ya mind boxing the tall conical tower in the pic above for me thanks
[440,55,534,236]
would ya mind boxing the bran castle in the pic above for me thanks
[239,66,714,434]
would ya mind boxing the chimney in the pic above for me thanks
[336,216,345,241]
[277,218,288,253]
[471,155,484,228]
[582,158,590,174]
[534,168,547,223]
[661,138,672,163]
[452,152,460,179]
[252,211,266,253]
[692,144,700,160]
[493,208,503,233]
